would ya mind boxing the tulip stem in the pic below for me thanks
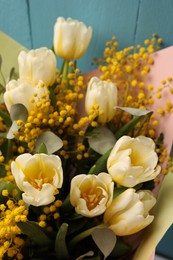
[61,59,69,85]
[68,223,107,249]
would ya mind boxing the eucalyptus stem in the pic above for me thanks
[68,223,107,249]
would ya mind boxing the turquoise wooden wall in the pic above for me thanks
[0,0,173,258]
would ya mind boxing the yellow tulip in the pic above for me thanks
[54,17,92,60]
[104,188,156,236]
[70,172,114,217]
[18,47,56,86]
[85,77,118,123]
[107,136,161,187]
[11,153,63,206]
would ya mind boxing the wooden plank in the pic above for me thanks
[29,0,140,72]
[0,0,31,48]
[135,0,173,48]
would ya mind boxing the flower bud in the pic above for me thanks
[54,17,92,60]
[18,47,56,86]
[104,188,156,236]
[85,77,118,123]
[4,79,49,113]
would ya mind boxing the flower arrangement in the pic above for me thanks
[0,17,172,260]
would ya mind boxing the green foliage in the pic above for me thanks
[17,221,53,247]
[55,223,69,259]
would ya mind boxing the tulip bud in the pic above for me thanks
[85,77,118,123]
[104,188,156,236]
[54,17,92,60]
[4,79,49,113]
[18,47,56,86]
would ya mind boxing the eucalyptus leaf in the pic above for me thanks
[10,103,28,122]
[55,223,69,259]
[35,131,63,154]
[88,126,116,155]
[17,221,52,247]
[91,228,117,259]
[114,106,152,116]
[7,121,20,139]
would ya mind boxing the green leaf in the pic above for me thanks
[0,83,5,93]
[0,54,2,70]
[92,228,117,259]
[0,181,22,203]
[113,187,127,199]
[0,163,6,177]
[0,139,12,163]
[17,221,52,247]
[89,148,112,175]
[115,113,152,139]
[38,143,48,154]
[35,131,63,154]
[9,67,15,81]
[0,109,12,126]
[108,237,131,258]
[55,223,69,259]
[88,126,116,155]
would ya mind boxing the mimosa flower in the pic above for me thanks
[11,153,63,206]
[85,77,118,123]
[53,17,92,60]
[4,79,49,113]
[107,136,161,187]
[70,173,114,217]
[104,188,156,236]
[18,47,56,86]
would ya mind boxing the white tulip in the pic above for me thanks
[11,153,63,206]
[70,172,114,217]
[104,188,156,236]
[18,47,56,86]
[54,17,92,60]
[107,135,161,187]
[4,79,49,113]
[85,77,118,123]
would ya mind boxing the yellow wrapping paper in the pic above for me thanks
[133,169,173,260]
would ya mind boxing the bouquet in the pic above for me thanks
[0,17,172,260]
